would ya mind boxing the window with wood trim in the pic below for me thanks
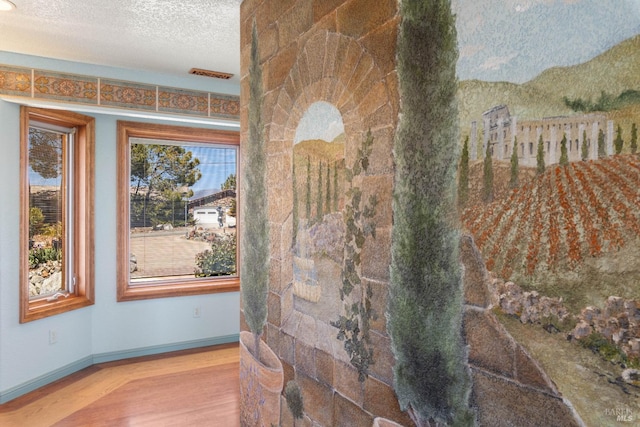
[116,121,239,301]
[20,107,95,323]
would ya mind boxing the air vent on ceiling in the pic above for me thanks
[189,68,233,79]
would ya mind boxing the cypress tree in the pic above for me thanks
[389,0,474,425]
[559,133,569,166]
[581,130,588,161]
[458,136,469,207]
[598,129,606,158]
[333,162,339,211]
[326,163,331,214]
[316,161,323,222]
[631,123,638,154]
[614,124,624,154]
[509,136,519,188]
[241,21,269,360]
[292,158,298,245]
[536,135,545,175]
[305,156,311,220]
[482,142,493,203]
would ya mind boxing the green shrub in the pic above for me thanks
[284,381,304,420]
[29,247,61,268]
[194,233,236,276]
[578,332,634,366]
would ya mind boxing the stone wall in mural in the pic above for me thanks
[455,1,640,425]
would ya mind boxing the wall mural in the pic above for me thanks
[240,0,639,426]
[455,0,640,425]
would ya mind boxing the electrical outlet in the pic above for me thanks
[49,329,57,344]
[193,307,201,318]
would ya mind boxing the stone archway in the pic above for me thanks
[264,28,396,370]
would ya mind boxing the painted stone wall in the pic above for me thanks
[240,0,405,425]
[239,1,638,426]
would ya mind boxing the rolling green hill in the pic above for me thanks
[457,34,640,137]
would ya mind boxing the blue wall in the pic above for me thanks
[0,52,240,403]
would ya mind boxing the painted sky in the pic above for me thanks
[453,0,640,83]
[294,101,345,144]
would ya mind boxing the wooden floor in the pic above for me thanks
[0,343,240,427]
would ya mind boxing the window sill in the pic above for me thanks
[21,295,94,323]
[117,277,239,302]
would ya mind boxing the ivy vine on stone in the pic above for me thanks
[331,129,377,382]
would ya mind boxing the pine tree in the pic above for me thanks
[458,136,469,207]
[614,124,624,154]
[536,135,545,175]
[631,123,638,154]
[559,133,569,166]
[581,130,588,161]
[509,136,519,188]
[598,128,606,158]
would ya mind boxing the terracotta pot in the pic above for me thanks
[373,417,404,427]
[239,330,284,427]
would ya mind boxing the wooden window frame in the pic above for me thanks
[20,107,95,323]
[116,121,240,302]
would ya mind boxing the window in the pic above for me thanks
[20,107,95,323]
[116,121,239,301]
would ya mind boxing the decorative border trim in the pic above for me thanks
[0,64,240,121]
[0,334,239,404]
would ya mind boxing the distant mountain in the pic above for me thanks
[458,34,640,133]
[524,35,640,100]
[293,134,345,162]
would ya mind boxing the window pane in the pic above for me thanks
[27,127,65,300]
[128,140,237,282]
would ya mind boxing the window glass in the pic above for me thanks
[129,140,237,281]
[28,123,69,300]
[117,121,239,301]
[20,107,95,323]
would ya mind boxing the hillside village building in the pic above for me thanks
[470,105,614,167]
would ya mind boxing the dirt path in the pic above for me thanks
[130,231,212,278]
[498,314,640,426]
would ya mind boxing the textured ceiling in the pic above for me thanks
[0,0,242,84]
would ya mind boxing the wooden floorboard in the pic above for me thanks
[0,343,240,427]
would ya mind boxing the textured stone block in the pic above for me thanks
[515,346,556,394]
[334,360,364,406]
[368,331,394,385]
[471,369,581,427]
[336,0,397,39]
[367,279,389,334]
[364,376,411,426]
[296,339,317,378]
[464,308,515,378]
[267,290,283,327]
[266,43,298,92]
[460,234,492,308]
[333,392,374,427]
[359,19,400,76]
[298,372,335,426]
[313,0,345,23]
[361,226,391,282]
[278,2,314,51]
[316,348,335,387]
